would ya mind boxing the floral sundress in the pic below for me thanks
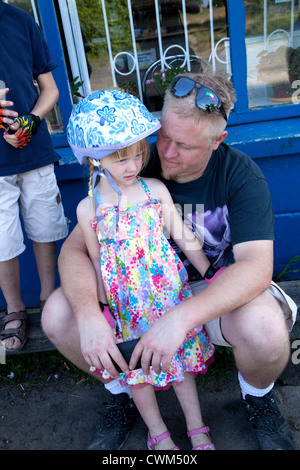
[91,177,214,388]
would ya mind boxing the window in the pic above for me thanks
[12,1,300,137]
[245,0,300,110]
[56,0,230,112]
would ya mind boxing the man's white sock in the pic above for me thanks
[238,371,274,400]
[105,379,132,398]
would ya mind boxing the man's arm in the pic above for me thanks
[130,239,273,374]
[58,224,100,326]
[58,224,130,377]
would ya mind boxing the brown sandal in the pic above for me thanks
[0,310,28,353]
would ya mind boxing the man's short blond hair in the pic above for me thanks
[163,67,236,144]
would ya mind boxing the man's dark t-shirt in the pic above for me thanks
[142,142,274,281]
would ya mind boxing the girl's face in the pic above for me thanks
[100,145,144,188]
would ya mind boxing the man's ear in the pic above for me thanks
[212,130,228,151]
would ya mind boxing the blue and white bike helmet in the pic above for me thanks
[67,89,161,221]
[67,88,160,163]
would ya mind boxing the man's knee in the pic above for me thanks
[222,291,290,359]
[41,287,71,338]
[249,316,289,363]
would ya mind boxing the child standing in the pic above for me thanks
[0,1,68,353]
[67,90,222,451]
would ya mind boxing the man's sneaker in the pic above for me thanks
[242,391,295,450]
[88,393,139,450]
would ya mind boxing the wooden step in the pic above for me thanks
[0,308,55,354]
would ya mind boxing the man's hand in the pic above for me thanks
[79,314,130,378]
[129,305,189,375]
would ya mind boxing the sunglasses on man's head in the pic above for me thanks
[170,76,228,122]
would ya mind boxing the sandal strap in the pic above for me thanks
[192,443,215,450]
[187,426,210,438]
[0,327,26,342]
[187,426,215,451]
[2,310,28,325]
[148,430,170,448]
[0,310,28,345]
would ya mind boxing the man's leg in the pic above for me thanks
[221,289,295,450]
[41,288,92,373]
[222,289,290,388]
[41,289,139,450]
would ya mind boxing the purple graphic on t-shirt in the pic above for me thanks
[170,205,232,279]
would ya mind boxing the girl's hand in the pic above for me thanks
[79,313,130,378]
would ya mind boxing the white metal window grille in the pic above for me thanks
[58,0,231,103]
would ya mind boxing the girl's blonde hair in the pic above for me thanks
[88,138,150,196]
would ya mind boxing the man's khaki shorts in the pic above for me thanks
[0,164,68,261]
[189,279,298,348]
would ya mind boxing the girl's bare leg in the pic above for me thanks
[130,384,177,450]
[172,373,212,448]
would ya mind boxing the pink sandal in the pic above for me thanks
[147,430,180,450]
[187,426,215,450]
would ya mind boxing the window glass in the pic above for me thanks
[69,0,229,112]
[6,0,64,134]
[245,0,300,109]
[6,0,34,16]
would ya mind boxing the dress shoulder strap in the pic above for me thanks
[138,177,153,201]
[93,185,102,204]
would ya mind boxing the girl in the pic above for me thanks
[67,90,222,451]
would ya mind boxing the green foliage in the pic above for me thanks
[153,66,186,95]
[213,345,234,371]
[76,0,133,65]
[273,255,300,282]
[146,65,186,96]
[287,47,300,84]
[70,76,84,103]
[0,351,89,387]
[119,80,140,98]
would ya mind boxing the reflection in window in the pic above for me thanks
[6,0,35,16]
[73,0,229,112]
[245,0,300,109]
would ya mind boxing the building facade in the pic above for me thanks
[1,0,299,307]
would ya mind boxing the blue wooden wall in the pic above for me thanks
[0,123,299,309]
[226,118,300,283]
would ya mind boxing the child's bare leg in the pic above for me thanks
[172,373,212,447]
[130,384,177,450]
